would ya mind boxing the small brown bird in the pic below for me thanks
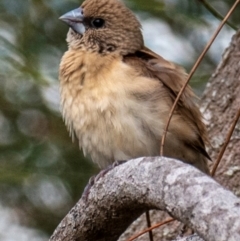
[59,0,210,173]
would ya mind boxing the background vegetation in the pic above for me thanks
[0,0,239,240]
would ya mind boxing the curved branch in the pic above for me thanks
[49,157,240,241]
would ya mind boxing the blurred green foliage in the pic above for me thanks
[0,0,239,238]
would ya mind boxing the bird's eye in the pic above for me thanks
[91,18,105,28]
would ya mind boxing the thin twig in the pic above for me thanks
[160,0,240,156]
[145,211,154,241]
[126,218,175,241]
[211,109,240,177]
[198,0,238,31]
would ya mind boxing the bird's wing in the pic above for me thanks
[123,46,211,160]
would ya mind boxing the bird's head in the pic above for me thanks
[59,0,144,55]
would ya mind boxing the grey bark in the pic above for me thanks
[201,30,240,190]
[174,235,204,241]
[49,157,240,241]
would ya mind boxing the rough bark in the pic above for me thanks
[50,30,240,241]
[201,30,240,191]
[49,157,240,241]
[173,235,204,241]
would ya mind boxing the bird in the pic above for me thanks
[59,0,211,174]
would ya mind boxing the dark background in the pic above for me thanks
[0,0,238,240]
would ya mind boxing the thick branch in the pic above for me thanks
[174,235,204,241]
[50,157,240,241]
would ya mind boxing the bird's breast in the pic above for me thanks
[59,49,166,167]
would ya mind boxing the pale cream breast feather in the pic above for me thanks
[59,49,169,167]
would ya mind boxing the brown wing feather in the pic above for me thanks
[124,46,211,160]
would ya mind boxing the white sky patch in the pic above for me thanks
[141,17,196,64]
[140,16,234,66]
[41,84,61,113]
[0,204,47,241]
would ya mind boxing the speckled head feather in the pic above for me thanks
[65,0,143,55]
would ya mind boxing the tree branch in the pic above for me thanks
[49,157,240,241]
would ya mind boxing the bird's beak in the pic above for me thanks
[59,7,86,35]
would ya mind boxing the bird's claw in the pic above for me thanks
[81,160,127,201]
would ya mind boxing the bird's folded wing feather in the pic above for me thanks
[124,46,211,160]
